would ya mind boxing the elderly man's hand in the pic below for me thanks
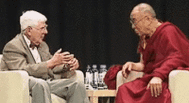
[47,49,74,69]
[53,51,73,65]
[147,77,162,97]
[68,58,79,70]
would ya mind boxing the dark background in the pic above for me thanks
[0,0,189,73]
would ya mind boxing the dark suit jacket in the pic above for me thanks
[0,34,70,79]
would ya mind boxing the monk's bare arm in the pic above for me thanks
[131,54,144,71]
[122,54,144,77]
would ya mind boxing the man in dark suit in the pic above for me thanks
[0,10,89,103]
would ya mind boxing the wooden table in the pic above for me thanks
[87,90,116,103]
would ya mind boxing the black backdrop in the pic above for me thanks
[1,0,189,72]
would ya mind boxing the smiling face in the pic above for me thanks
[26,21,48,46]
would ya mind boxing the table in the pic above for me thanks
[87,90,116,103]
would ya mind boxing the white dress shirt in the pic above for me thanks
[23,35,42,63]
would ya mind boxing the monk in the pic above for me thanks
[116,3,189,103]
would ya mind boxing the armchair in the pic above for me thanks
[0,54,84,103]
[116,70,189,103]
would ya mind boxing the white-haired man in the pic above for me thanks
[116,3,189,103]
[0,10,89,103]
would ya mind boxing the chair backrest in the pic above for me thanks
[0,54,2,64]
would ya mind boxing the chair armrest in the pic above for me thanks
[116,71,126,90]
[0,70,30,103]
[75,70,84,83]
[116,71,144,90]
[169,70,189,103]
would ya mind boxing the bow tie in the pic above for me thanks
[29,43,39,49]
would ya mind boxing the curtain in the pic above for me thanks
[0,0,189,72]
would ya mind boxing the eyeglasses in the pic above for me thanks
[130,16,146,26]
[32,25,48,32]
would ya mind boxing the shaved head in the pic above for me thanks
[131,3,156,18]
[129,3,161,36]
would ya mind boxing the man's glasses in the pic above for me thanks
[32,25,48,32]
[130,16,147,26]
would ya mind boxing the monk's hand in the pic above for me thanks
[147,77,162,97]
[122,62,133,78]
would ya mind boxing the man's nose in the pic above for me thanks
[43,29,48,35]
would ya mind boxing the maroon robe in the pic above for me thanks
[116,22,189,103]
[104,65,123,90]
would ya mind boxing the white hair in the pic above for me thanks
[20,10,47,32]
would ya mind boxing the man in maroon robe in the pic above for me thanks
[116,3,189,103]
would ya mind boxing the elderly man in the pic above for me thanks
[116,3,189,103]
[0,10,89,103]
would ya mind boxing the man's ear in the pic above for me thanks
[25,27,32,36]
